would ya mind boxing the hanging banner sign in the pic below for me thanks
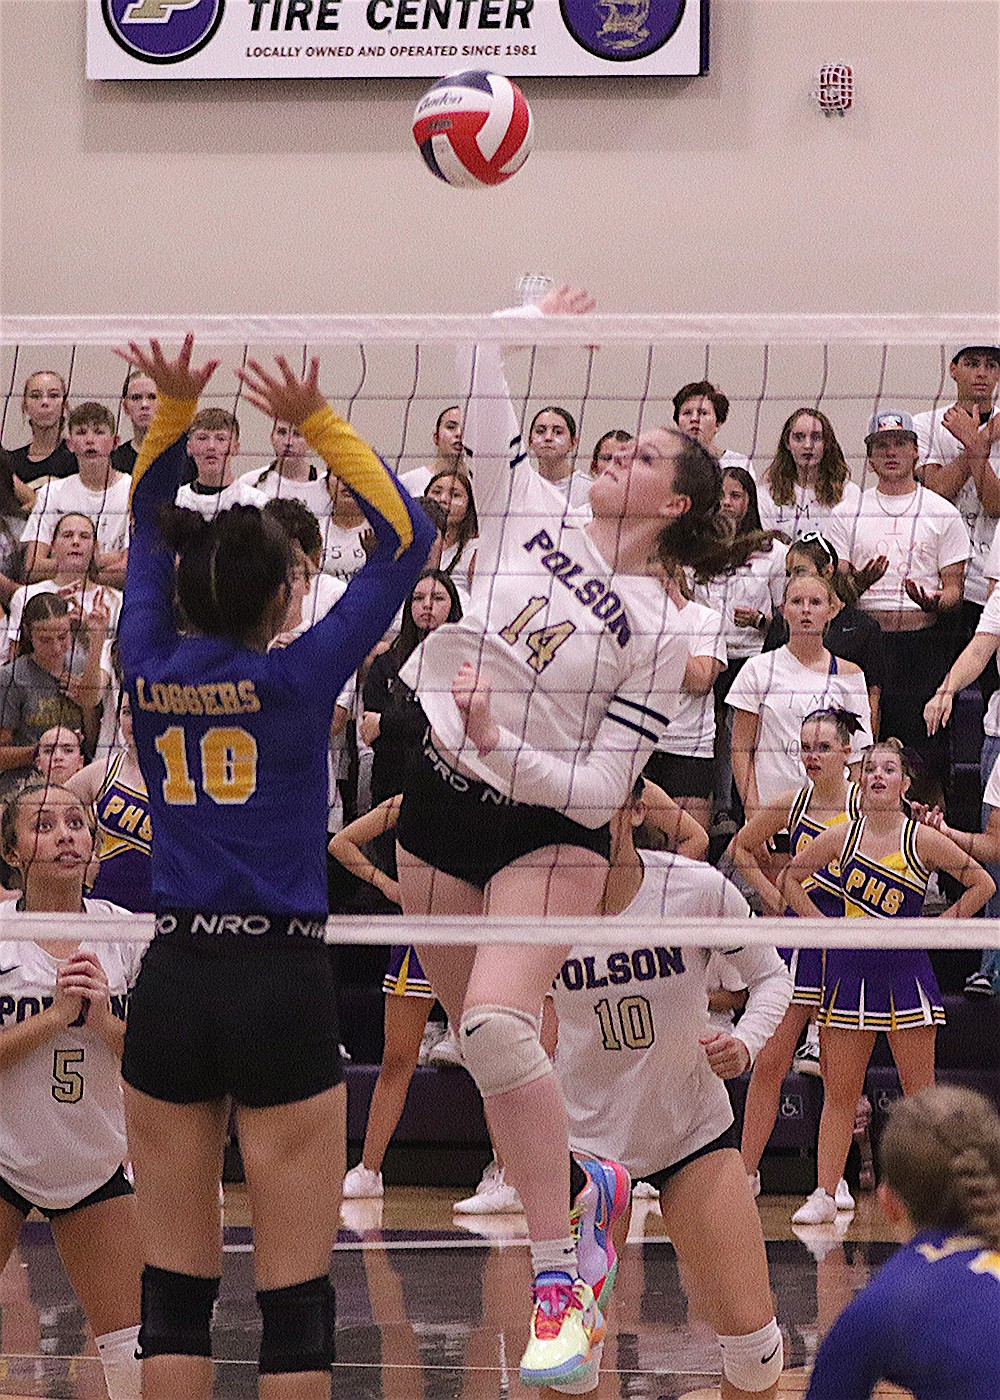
[87,0,708,78]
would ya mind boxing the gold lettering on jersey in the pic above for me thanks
[523,529,632,647]
[135,676,261,716]
[917,1235,983,1264]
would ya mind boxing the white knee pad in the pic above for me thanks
[459,1005,551,1098]
[718,1318,783,1393]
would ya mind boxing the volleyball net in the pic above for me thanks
[2,311,999,956]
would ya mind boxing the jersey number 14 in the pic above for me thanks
[499,598,576,674]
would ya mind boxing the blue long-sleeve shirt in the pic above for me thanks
[119,394,433,915]
[807,1229,1000,1400]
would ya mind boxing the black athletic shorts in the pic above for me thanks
[0,1163,133,1220]
[633,1124,738,1193]
[122,917,344,1108]
[396,730,611,891]
[644,750,714,800]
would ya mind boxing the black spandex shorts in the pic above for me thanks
[122,916,343,1108]
[396,730,611,891]
[0,1163,133,1220]
[633,1124,738,1193]
[644,750,715,800]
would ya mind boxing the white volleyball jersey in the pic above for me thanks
[401,333,688,828]
[824,485,971,615]
[0,900,142,1209]
[655,599,726,759]
[914,405,1000,606]
[552,851,792,1177]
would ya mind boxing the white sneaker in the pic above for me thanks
[475,1159,502,1194]
[427,1028,464,1067]
[792,1188,837,1225]
[835,1178,855,1211]
[417,1020,448,1065]
[792,1025,822,1077]
[454,1172,523,1214]
[748,1171,761,1199]
[631,1179,657,1199]
[342,1163,384,1199]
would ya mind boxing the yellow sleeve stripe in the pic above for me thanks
[300,405,413,557]
[130,393,200,509]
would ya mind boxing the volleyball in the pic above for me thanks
[412,70,533,190]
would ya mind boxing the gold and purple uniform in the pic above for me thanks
[779,782,859,1004]
[89,753,153,913]
[820,816,944,1031]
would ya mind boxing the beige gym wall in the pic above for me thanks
[1,0,997,317]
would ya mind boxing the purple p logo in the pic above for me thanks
[102,0,224,64]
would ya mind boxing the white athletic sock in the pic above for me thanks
[96,1324,141,1400]
[531,1238,579,1280]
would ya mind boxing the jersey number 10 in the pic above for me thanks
[154,726,259,806]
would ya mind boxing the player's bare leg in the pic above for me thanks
[124,1089,229,1400]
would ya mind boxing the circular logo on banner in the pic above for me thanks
[559,0,686,62]
[102,0,225,65]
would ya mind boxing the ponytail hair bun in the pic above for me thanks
[159,503,292,642]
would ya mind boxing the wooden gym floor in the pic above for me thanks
[0,1186,914,1398]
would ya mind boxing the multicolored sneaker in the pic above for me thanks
[570,1156,632,1311]
[519,1273,604,1388]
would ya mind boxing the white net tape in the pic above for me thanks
[12,912,1000,947]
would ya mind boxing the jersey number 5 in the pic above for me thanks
[499,598,576,674]
[155,726,258,806]
[52,1048,84,1103]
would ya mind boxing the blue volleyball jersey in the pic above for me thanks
[119,393,434,916]
[806,1229,1000,1399]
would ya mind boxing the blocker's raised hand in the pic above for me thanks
[237,355,327,427]
[114,333,219,401]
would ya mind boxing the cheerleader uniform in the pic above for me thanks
[89,753,153,913]
[780,781,859,1004]
[820,816,945,1031]
[382,945,434,1000]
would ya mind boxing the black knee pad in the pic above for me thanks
[257,1275,336,1375]
[139,1265,220,1360]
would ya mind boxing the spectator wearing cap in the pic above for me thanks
[915,345,1000,640]
[825,410,970,797]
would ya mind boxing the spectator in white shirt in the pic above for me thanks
[173,407,267,519]
[320,474,369,584]
[527,405,592,515]
[23,404,130,589]
[916,344,1000,632]
[426,468,478,602]
[728,571,871,816]
[826,409,969,798]
[758,407,860,541]
[673,379,756,478]
[252,419,334,521]
[6,513,122,662]
[397,404,466,498]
